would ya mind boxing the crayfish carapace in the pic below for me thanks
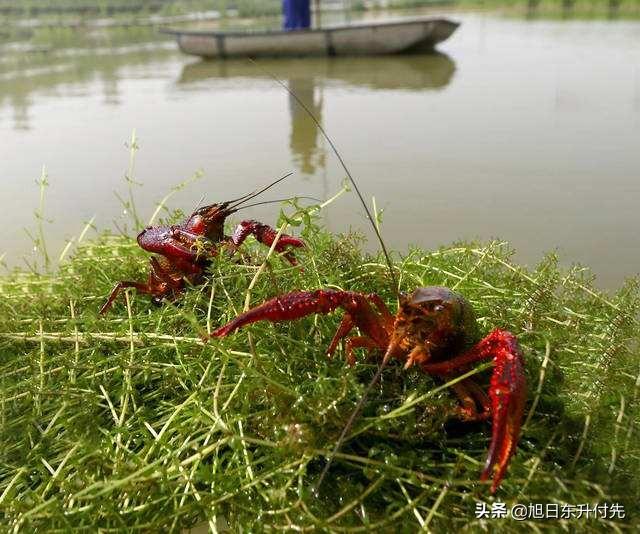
[210,285,526,493]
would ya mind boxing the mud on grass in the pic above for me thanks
[1,220,639,531]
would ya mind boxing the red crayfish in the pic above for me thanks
[99,174,305,314]
[201,78,528,493]
[210,286,526,493]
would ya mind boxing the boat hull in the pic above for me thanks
[165,18,459,59]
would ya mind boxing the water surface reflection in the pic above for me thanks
[177,53,455,177]
[288,78,324,176]
[178,53,456,91]
[0,44,174,130]
[1,13,639,289]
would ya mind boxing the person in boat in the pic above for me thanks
[283,0,311,31]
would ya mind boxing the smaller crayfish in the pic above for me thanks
[210,286,526,493]
[99,175,305,314]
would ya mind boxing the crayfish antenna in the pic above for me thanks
[238,196,322,210]
[247,58,398,295]
[252,58,400,495]
[313,335,401,494]
[227,172,294,211]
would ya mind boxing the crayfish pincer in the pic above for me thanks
[99,175,305,314]
[210,286,526,493]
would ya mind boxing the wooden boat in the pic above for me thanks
[162,17,459,59]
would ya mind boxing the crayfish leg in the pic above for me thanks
[451,379,491,422]
[344,336,379,366]
[99,281,153,315]
[99,257,184,315]
[326,313,355,357]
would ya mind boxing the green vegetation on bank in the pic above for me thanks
[1,195,639,530]
[1,0,639,47]
[0,0,283,20]
[376,0,640,18]
[2,1,639,23]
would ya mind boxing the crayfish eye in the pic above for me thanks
[420,302,445,314]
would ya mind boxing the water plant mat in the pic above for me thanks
[1,221,639,531]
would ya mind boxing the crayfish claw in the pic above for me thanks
[479,329,527,493]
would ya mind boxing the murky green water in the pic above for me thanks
[1,9,639,288]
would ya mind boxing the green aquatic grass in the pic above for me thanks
[1,201,639,531]
[383,0,640,19]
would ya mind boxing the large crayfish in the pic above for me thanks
[210,285,526,493]
[99,176,305,314]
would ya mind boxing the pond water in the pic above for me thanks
[1,9,639,289]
